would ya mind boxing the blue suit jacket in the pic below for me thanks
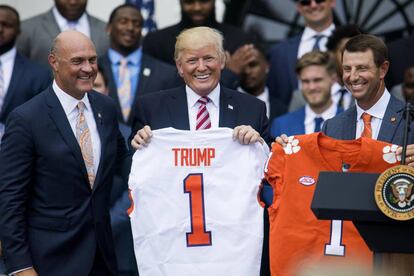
[322,95,413,144]
[99,53,182,126]
[271,105,343,139]
[0,53,51,124]
[267,35,301,106]
[0,87,127,275]
[130,85,270,144]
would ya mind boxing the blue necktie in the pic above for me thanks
[314,117,324,132]
[337,88,347,109]
[312,35,324,51]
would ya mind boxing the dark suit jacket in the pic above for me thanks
[386,35,414,89]
[322,96,413,144]
[99,53,182,126]
[0,52,51,124]
[131,85,270,143]
[0,86,127,275]
[267,35,301,106]
[16,9,109,67]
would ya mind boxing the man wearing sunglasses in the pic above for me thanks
[268,0,336,108]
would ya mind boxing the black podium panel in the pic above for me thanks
[311,171,414,253]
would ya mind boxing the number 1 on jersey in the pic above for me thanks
[184,173,212,247]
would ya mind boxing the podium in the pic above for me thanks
[311,171,414,275]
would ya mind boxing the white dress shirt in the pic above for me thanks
[186,84,220,130]
[53,7,91,38]
[331,82,353,110]
[304,101,337,134]
[297,24,335,58]
[53,81,101,173]
[355,89,391,139]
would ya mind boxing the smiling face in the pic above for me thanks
[181,0,215,26]
[107,6,142,56]
[176,44,224,96]
[297,0,335,31]
[49,31,97,99]
[300,65,334,111]
[342,49,388,110]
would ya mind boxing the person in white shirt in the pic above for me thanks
[16,0,108,67]
[268,0,336,107]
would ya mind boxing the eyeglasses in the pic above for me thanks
[298,0,326,6]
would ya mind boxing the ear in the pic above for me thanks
[379,61,389,80]
[48,54,58,72]
[176,60,184,77]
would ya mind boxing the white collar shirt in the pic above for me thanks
[53,80,101,173]
[297,24,335,58]
[355,89,391,139]
[331,82,353,110]
[304,101,337,134]
[53,7,90,37]
[186,84,220,131]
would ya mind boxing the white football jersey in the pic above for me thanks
[128,127,269,276]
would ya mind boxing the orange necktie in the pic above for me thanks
[361,112,372,138]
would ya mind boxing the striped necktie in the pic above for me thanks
[312,34,325,51]
[118,58,132,122]
[196,96,211,130]
[76,102,95,188]
[361,112,372,138]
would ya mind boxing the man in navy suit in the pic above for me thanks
[131,26,269,148]
[271,51,340,139]
[267,0,336,106]
[0,5,51,142]
[99,4,182,127]
[322,34,414,160]
[0,31,127,276]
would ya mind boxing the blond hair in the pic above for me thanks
[174,26,225,62]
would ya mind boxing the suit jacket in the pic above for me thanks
[131,85,270,143]
[16,9,109,67]
[0,86,127,275]
[271,105,343,139]
[0,52,51,124]
[267,35,301,106]
[99,53,182,126]
[322,95,413,144]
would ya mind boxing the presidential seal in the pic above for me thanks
[375,165,414,221]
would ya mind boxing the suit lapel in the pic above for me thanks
[378,96,404,142]
[2,54,24,117]
[42,10,61,40]
[88,93,105,191]
[168,87,190,130]
[219,88,237,128]
[46,87,89,182]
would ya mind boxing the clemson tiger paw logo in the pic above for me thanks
[383,144,401,164]
[283,136,301,155]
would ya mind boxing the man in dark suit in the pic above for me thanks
[322,34,414,160]
[238,45,287,122]
[386,34,414,90]
[142,0,256,89]
[271,51,341,139]
[16,0,108,67]
[100,4,181,127]
[0,5,51,142]
[131,26,269,148]
[267,0,336,106]
[0,31,127,276]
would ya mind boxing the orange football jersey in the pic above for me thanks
[265,133,400,276]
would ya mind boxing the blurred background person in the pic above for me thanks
[100,4,181,127]
[16,0,108,66]
[402,67,414,103]
[268,0,336,108]
[142,0,257,89]
[271,51,340,139]
[0,5,51,143]
[238,45,287,122]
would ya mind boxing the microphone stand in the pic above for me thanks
[401,102,414,165]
